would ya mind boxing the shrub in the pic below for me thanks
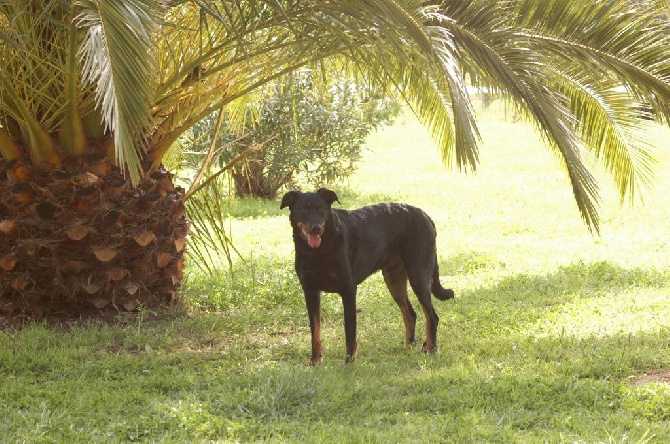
[191,71,400,199]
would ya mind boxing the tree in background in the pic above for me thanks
[183,70,399,199]
[0,0,670,317]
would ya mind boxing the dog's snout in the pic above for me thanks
[310,223,322,233]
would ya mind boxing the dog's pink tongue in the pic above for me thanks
[307,234,322,248]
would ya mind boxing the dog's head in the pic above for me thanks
[280,188,340,249]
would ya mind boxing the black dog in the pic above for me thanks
[280,188,454,364]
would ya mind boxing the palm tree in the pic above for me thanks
[0,0,669,318]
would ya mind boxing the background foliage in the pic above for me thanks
[181,70,400,199]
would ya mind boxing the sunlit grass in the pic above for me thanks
[533,287,670,338]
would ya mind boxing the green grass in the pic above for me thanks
[2,104,670,442]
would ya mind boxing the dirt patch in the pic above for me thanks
[630,369,670,386]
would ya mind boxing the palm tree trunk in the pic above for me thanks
[0,157,187,319]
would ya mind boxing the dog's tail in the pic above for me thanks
[431,261,454,301]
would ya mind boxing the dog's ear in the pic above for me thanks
[316,188,340,206]
[280,191,300,209]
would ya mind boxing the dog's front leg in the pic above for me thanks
[340,286,358,364]
[303,288,323,365]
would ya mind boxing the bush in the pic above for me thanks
[192,71,400,199]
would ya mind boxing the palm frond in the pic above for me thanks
[513,0,670,119]
[510,0,670,219]
[431,0,670,229]
[0,71,61,167]
[76,0,165,183]
[0,0,67,164]
[555,68,657,202]
[185,176,239,275]
[60,2,87,156]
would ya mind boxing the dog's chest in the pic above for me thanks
[296,255,350,293]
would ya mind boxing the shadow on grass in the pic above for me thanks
[182,256,670,362]
[222,196,286,219]
[184,255,669,338]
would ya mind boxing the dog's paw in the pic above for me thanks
[307,356,323,366]
[344,354,356,364]
[422,341,437,354]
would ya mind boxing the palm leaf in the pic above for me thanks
[554,67,656,202]
[0,0,66,166]
[432,0,670,229]
[76,0,165,183]
[60,1,87,157]
[185,176,239,275]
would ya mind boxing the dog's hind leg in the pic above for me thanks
[382,255,417,346]
[406,268,439,353]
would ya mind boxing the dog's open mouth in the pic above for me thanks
[300,226,322,248]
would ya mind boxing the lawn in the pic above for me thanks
[1,103,670,443]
